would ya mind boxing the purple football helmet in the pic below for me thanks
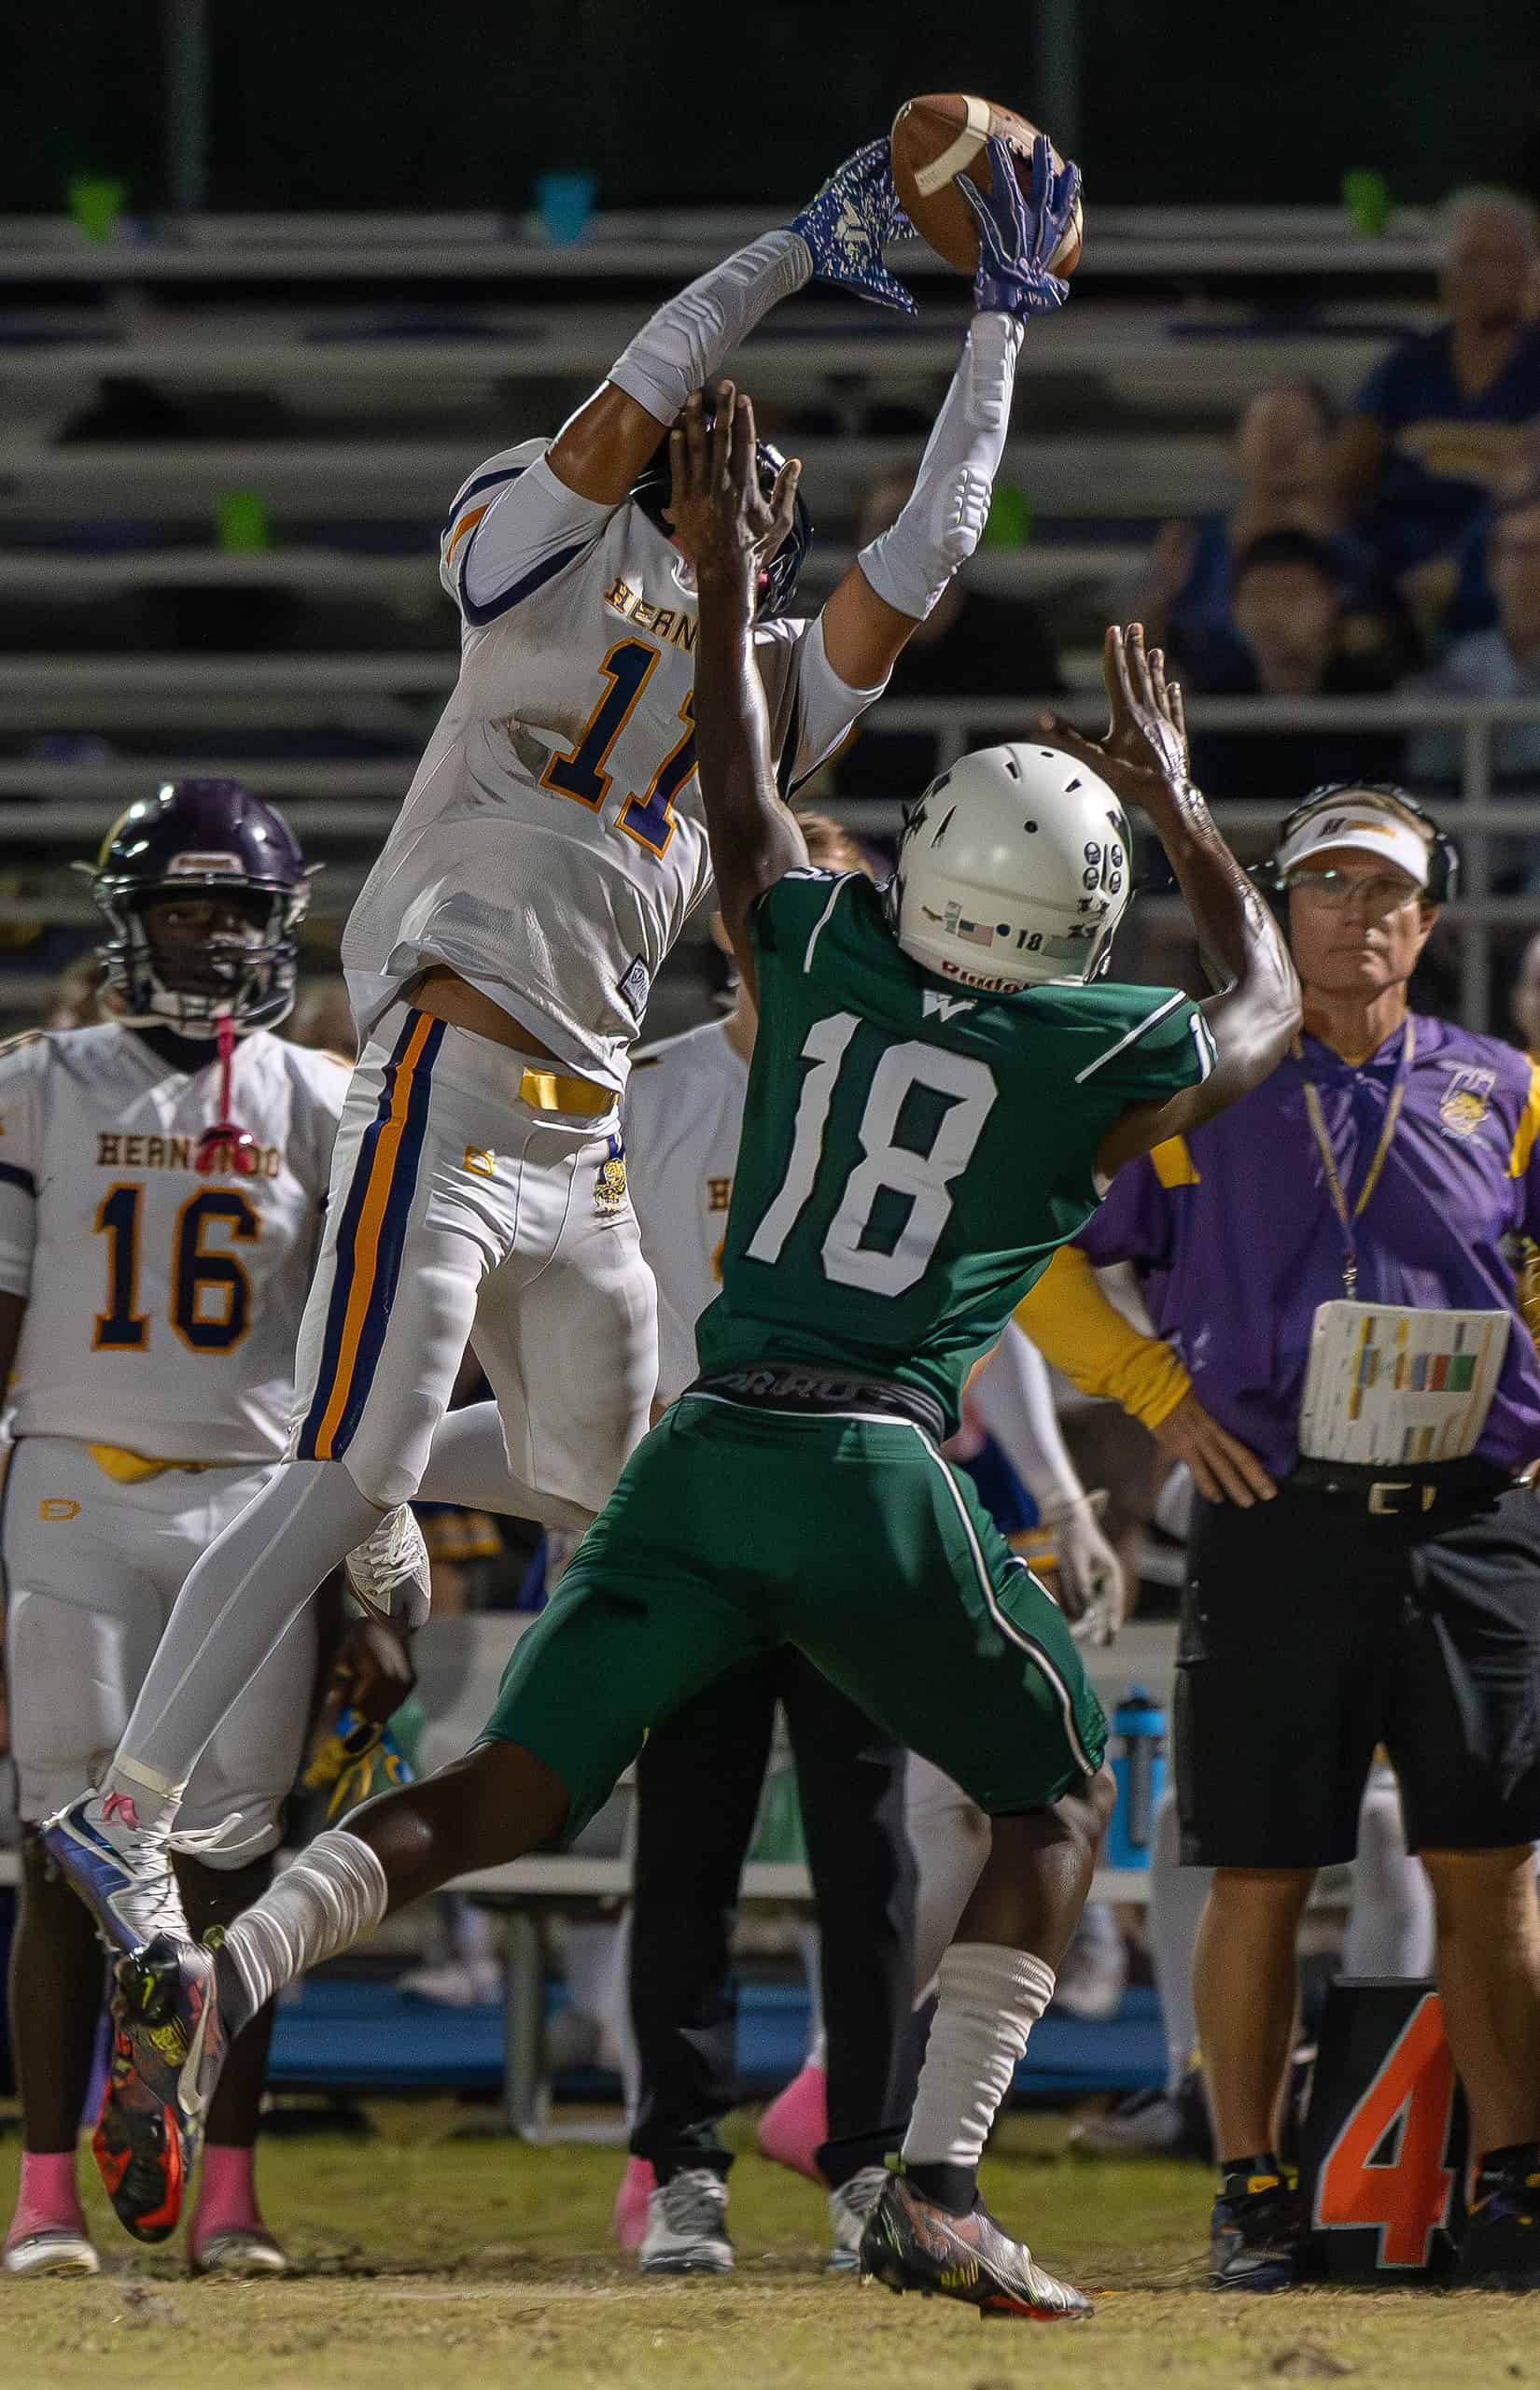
[87,780,316,1036]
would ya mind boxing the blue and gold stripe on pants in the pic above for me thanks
[297,1011,444,1462]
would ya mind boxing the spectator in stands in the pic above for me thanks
[1409,487,1540,826]
[832,469,1061,801]
[1185,529,1406,807]
[1142,382,1408,686]
[1332,190,1540,616]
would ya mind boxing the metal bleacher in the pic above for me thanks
[2,199,1537,1037]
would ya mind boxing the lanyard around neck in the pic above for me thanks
[1295,1017,1416,1297]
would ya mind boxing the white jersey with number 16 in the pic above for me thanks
[0,1026,347,1464]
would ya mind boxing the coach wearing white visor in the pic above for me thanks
[1018,782,1540,2292]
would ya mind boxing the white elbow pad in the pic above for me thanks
[857,312,1023,621]
[609,230,811,428]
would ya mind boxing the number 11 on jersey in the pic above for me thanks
[539,638,697,860]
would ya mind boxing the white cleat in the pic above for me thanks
[1051,1907,1128,2023]
[397,1957,504,2008]
[827,2165,889,2274]
[637,2168,734,2275]
[346,1504,431,1630]
[40,1790,190,1959]
[189,2224,288,2276]
[3,2225,99,2277]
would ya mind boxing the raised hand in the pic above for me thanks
[667,384,802,604]
[791,139,918,315]
[959,133,1079,322]
[1040,624,1193,813]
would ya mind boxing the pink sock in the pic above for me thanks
[9,2150,84,2241]
[756,2061,829,2183]
[191,2144,262,2241]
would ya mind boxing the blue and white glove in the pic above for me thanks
[959,133,1080,322]
[791,139,917,316]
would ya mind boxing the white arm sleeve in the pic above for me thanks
[609,231,811,427]
[441,442,615,622]
[753,613,888,798]
[857,312,1025,622]
[0,1036,46,1299]
[970,1321,1085,1516]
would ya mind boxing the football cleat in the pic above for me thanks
[40,1789,190,1960]
[637,2168,734,2276]
[109,1933,229,2179]
[1461,2151,1540,2289]
[91,2020,187,2243]
[1050,1905,1128,2022]
[827,2165,889,2275]
[1070,2072,1213,2162]
[1209,2164,1303,2291]
[397,1956,503,2008]
[2,2224,99,2278]
[189,2223,288,2277]
[345,1503,431,1630]
[859,2167,1095,2321]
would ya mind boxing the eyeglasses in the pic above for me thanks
[1284,870,1424,913]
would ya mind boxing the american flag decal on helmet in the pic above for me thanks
[945,903,995,949]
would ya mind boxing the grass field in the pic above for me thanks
[1,2102,1532,2390]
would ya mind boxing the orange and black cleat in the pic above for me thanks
[859,2162,1095,2322]
[91,2020,187,2242]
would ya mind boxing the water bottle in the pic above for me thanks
[1105,1685,1167,1869]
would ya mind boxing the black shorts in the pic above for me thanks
[1176,1475,1540,1867]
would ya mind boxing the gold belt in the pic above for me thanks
[90,1445,217,1483]
[517,1066,612,1118]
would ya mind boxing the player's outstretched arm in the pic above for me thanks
[1045,624,1301,1177]
[674,387,807,995]
[546,142,913,509]
[820,134,1079,691]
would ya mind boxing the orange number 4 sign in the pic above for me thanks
[1312,1990,1458,2268]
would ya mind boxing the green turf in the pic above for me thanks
[0,2104,1527,2389]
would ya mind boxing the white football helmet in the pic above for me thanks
[891,741,1133,991]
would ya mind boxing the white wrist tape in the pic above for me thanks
[857,311,1024,621]
[609,230,812,428]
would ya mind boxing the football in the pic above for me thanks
[890,92,1083,278]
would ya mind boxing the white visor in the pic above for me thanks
[1276,797,1433,890]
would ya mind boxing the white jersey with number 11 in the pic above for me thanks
[343,441,881,1098]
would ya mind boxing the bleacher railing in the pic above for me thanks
[0,689,1536,1028]
[0,204,1450,281]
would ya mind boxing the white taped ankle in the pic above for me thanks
[902,1942,1056,2172]
[220,1830,389,2018]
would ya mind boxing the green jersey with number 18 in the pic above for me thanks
[694,869,1216,1432]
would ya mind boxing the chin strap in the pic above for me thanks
[196,1013,260,1175]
